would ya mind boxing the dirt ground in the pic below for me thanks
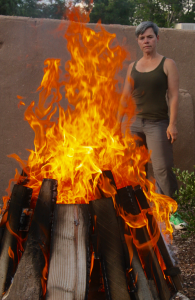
[172,230,195,300]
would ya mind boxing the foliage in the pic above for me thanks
[20,0,42,18]
[40,0,66,19]
[0,0,195,27]
[133,0,167,27]
[90,0,195,27]
[0,0,22,15]
[0,0,66,19]
[173,167,195,235]
[89,0,135,25]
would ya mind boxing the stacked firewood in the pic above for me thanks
[0,171,184,300]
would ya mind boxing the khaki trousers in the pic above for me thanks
[122,116,178,198]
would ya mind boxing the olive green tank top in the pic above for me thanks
[131,57,168,120]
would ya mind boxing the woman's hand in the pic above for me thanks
[166,124,178,143]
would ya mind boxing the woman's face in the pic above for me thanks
[137,27,159,54]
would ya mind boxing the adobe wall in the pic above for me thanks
[0,16,194,202]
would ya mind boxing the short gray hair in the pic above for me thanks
[135,21,159,38]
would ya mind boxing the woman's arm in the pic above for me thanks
[165,58,179,143]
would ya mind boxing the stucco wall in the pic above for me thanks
[0,16,194,202]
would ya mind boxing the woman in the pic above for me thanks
[118,21,179,199]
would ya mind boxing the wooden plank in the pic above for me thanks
[0,184,32,298]
[92,171,154,300]
[87,258,106,300]
[0,209,8,252]
[46,204,90,300]
[90,197,131,300]
[76,204,90,300]
[114,193,155,300]
[131,245,157,300]
[4,178,57,300]
[117,186,171,300]
[134,186,182,291]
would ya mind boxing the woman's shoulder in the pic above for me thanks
[164,57,176,65]
[164,58,177,75]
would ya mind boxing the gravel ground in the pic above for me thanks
[172,230,195,300]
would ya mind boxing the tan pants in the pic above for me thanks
[122,116,178,198]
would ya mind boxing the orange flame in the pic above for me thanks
[8,246,16,274]
[40,244,49,298]
[90,251,95,277]
[17,95,25,100]
[18,101,25,108]
[2,169,21,212]
[8,246,14,260]
[124,234,133,266]
[6,221,25,262]
[0,211,8,226]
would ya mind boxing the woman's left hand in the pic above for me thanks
[166,124,178,143]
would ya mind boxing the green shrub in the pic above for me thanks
[173,167,195,235]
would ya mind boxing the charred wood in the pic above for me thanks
[0,184,32,298]
[115,187,155,300]
[131,245,157,300]
[93,171,133,269]
[0,225,5,249]
[117,186,171,300]
[97,171,139,294]
[0,209,8,249]
[3,178,57,300]
[134,186,182,291]
[148,280,160,300]
[90,197,131,300]
[87,259,106,300]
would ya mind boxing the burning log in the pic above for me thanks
[130,245,156,300]
[105,179,156,300]
[91,171,182,299]
[90,197,131,300]
[117,186,171,300]
[46,204,90,300]
[0,208,8,248]
[0,184,32,298]
[3,178,57,300]
[90,171,155,300]
[0,224,4,249]
[134,186,182,291]
[93,171,157,300]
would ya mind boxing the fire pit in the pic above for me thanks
[0,170,183,300]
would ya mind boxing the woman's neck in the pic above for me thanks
[142,51,160,61]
